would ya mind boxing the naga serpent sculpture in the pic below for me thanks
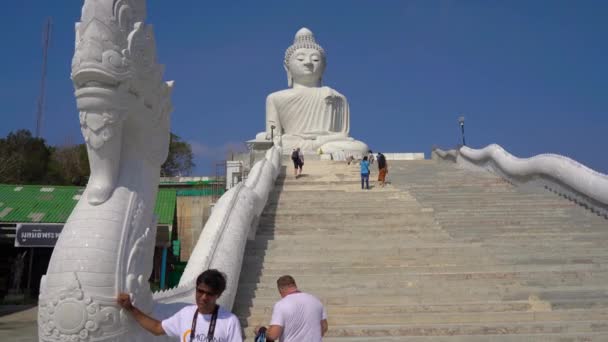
[38,1,174,341]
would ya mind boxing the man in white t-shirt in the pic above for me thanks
[117,269,242,341]
[256,275,328,341]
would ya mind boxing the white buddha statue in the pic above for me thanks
[255,27,368,157]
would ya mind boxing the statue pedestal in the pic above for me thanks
[243,139,275,169]
[245,139,274,152]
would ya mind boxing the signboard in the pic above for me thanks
[15,224,63,247]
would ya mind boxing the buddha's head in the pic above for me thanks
[284,28,326,88]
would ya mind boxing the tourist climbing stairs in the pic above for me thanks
[234,159,608,341]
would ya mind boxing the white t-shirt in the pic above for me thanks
[270,292,327,342]
[161,305,242,342]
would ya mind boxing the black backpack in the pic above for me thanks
[291,150,299,161]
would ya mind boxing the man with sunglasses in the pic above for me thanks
[117,269,242,341]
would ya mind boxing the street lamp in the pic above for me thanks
[458,116,466,146]
[270,125,276,141]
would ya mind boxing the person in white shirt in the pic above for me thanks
[117,269,242,342]
[256,275,328,342]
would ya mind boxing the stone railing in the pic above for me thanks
[432,144,608,219]
[384,152,425,161]
[153,146,281,312]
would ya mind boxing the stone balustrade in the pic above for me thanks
[152,146,281,315]
[432,144,608,219]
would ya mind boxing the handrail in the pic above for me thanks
[432,148,459,162]
[206,184,245,272]
[153,146,282,310]
[432,144,608,218]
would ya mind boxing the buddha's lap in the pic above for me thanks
[281,134,367,155]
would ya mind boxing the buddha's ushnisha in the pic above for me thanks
[256,27,368,156]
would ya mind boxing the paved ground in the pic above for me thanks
[0,305,35,317]
[0,306,37,341]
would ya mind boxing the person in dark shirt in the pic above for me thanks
[377,152,388,187]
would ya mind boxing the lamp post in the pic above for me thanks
[458,116,466,146]
[270,125,276,141]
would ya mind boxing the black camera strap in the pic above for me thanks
[190,305,219,342]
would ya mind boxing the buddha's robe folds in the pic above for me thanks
[259,86,368,156]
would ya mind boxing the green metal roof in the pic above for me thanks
[154,189,176,225]
[176,188,225,197]
[0,185,83,223]
[0,184,176,225]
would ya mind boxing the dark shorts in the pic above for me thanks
[293,159,303,169]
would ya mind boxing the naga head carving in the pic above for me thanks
[72,0,173,205]
[72,0,166,116]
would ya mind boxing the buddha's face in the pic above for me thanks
[287,48,325,84]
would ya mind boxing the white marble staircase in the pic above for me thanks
[233,159,608,341]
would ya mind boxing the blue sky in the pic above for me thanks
[2,1,607,174]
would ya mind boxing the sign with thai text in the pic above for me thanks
[15,224,63,247]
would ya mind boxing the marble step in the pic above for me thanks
[432,215,599,222]
[253,226,440,235]
[238,263,607,278]
[235,301,531,317]
[320,334,608,342]
[321,320,608,337]
[238,269,608,286]
[244,242,608,254]
[452,232,608,241]
[245,237,608,249]
[237,286,608,305]
[260,210,434,217]
[241,256,608,271]
[262,202,422,209]
[235,299,608,318]
[245,239,477,249]
[257,217,436,226]
[235,288,608,309]
[270,193,561,201]
[244,252,608,265]
[257,218,438,226]
[250,234,448,243]
[249,230,444,239]
[244,240,444,252]
[242,248,608,262]
[235,287,608,308]
[238,320,608,338]
[241,308,608,327]
[437,228,608,236]
[259,209,428,216]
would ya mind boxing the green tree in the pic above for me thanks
[0,130,194,184]
[47,144,90,185]
[0,129,51,184]
[161,133,195,177]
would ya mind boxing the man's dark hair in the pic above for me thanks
[363,156,368,161]
[196,269,227,294]
[277,275,297,289]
